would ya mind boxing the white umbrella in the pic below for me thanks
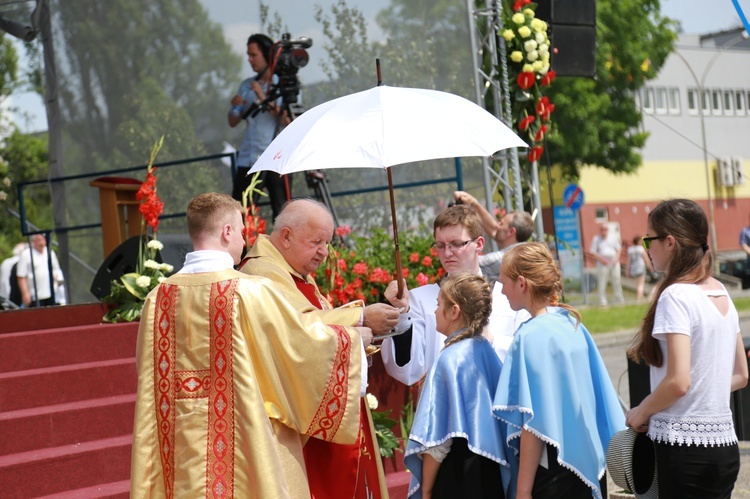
[250,83,527,296]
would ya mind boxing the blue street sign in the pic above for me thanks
[563,184,584,211]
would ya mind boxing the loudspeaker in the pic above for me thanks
[90,235,153,300]
[627,356,650,409]
[535,0,597,78]
[550,25,597,77]
[536,0,595,26]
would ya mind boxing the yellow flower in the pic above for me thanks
[510,51,524,63]
[532,60,544,72]
[2,177,10,188]
[531,18,546,33]
[512,13,525,24]
[641,59,651,72]
[502,29,516,41]
[524,40,538,52]
[522,63,535,73]
[0,191,6,202]
[518,26,532,38]
[523,8,535,18]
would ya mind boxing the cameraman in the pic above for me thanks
[228,33,290,220]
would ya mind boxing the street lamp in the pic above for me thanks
[671,30,748,272]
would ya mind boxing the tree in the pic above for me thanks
[50,0,242,170]
[542,0,678,178]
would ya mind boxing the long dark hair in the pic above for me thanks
[627,199,712,366]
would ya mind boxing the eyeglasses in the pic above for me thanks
[430,238,477,252]
[642,235,666,250]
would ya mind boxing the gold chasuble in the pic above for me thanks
[131,270,362,498]
[241,235,389,499]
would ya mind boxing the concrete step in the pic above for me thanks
[0,394,136,456]
[0,358,137,412]
[0,435,132,498]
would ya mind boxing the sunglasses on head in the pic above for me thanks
[642,235,666,250]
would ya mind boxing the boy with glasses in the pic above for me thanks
[381,204,529,386]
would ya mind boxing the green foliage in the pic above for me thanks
[398,392,415,453]
[370,406,400,458]
[544,0,679,178]
[50,0,241,170]
[0,131,50,257]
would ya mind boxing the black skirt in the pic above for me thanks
[432,437,505,499]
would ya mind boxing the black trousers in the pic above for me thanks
[654,440,739,499]
[433,438,505,499]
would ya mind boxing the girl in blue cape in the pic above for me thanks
[404,272,508,499]
[493,242,625,499]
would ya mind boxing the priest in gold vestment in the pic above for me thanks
[241,199,399,499]
[131,193,371,498]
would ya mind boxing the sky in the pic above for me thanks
[7,0,749,134]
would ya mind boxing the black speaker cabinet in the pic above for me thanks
[535,0,595,26]
[90,235,154,300]
[550,25,597,77]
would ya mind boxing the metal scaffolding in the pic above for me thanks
[465,0,545,240]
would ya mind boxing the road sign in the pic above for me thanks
[563,184,584,210]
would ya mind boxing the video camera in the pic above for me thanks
[246,33,312,121]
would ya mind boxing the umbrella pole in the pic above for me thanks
[387,168,404,299]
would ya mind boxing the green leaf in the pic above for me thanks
[121,273,147,300]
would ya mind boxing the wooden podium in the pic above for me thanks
[89,177,143,258]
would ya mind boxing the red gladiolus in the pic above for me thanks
[409,252,420,263]
[335,225,352,237]
[517,71,536,91]
[535,124,548,142]
[528,146,544,163]
[519,115,535,131]
[541,70,556,87]
[416,272,429,286]
[421,256,433,267]
[136,170,163,231]
[513,0,530,11]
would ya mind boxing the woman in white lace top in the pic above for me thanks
[626,199,749,499]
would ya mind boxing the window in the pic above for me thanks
[738,91,748,116]
[641,88,654,113]
[724,90,735,116]
[687,88,699,115]
[594,208,608,223]
[668,88,681,115]
[711,89,723,115]
[702,89,711,115]
[655,88,668,114]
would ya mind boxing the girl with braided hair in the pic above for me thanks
[493,242,624,499]
[404,272,509,498]
[626,199,748,498]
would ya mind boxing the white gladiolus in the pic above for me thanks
[147,239,164,251]
[158,276,167,283]
[136,275,151,288]
[366,393,379,410]
[524,40,538,52]
[527,50,539,62]
[144,259,160,269]
[536,32,546,44]
[160,263,174,273]
[0,191,7,201]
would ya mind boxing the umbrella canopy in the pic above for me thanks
[249,85,527,175]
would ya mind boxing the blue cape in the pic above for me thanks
[404,336,509,498]
[492,308,625,499]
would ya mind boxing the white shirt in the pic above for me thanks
[15,247,62,301]
[0,256,19,300]
[381,279,529,386]
[649,283,739,446]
